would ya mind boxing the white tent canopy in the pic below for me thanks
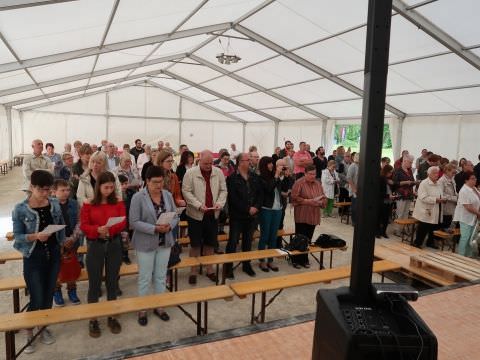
[0,0,479,161]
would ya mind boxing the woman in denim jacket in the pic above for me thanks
[12,170,65,353]
[129,166,179,326]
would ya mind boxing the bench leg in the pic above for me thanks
[381,272,385,283]
[204,302,208,335]
[13,289,20,313]
[319,252,324,270]
[5,331,15,360]
[174,269,178,292]
[196,302,202,336]
[215,264,219,286]
[330,250,333,269]
[250,294,256,324]
[260,292,266,323]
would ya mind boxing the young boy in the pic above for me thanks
[52,179,82,306]
[118,174,135,265]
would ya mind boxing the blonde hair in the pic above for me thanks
[154,150,173,190]
[119,152,132,166]
[88,150,107,171]
[62,152,73,161]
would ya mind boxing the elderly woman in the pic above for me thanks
[115,153,141,191]
[77,151,121,206]
[291,164,327,268]
[58,152,74,181]
[453,172,480,257]
[412,166,445,249]
[438,163,458,229]
[321,160,339,217]
[136,144,152,173]
[129,166,179,326]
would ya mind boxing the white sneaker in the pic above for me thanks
[24,336,35,354]
[40,328,55,345]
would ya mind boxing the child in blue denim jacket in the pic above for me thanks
[12,170,65,353]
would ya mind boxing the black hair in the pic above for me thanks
[91,171,117,205]
[284,140,291,146]
[31,170,54,187]
[45,143,54,149]
[220,151,230,159]
[134,139,141,143]
[180,151,194,166]
[259,156,274,180]
[145,166,165,180]
[118,174,128,184]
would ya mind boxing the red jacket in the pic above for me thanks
[80,201,126,239]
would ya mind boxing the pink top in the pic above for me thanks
[292,151,312,174]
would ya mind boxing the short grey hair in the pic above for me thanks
[427,166,440,175]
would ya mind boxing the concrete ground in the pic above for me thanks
[0,167,392,359]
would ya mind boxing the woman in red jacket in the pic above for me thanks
[80,171,126,339]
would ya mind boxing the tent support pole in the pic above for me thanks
[242,123,246,152]
[321,119,327,147]
[6,105,13,162]
[178,98,183,147]
[274,121,279,149]
[106,92,110,140]
[19,110,24,154]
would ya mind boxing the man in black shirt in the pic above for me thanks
[313,146,328,179]
[279,140,294,159]
[455,160,474,192]
[225,153,263,278]
[129,139,144,162]
[474,154,480,186]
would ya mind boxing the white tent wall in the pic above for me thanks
[0,105,8,161]
[278,121,324,152]
[245,122,275,156]
[11,109,22,156]
[401,114,480,162]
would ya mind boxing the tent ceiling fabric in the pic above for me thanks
[0,0,477,120]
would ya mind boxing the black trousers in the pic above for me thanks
[226,217,256,267]
[414,221,440,247]
[377,203,392,236]
[338,188,351,215]
[292,222,315,265]
[86,236,122,303]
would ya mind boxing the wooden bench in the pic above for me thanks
[374,242,454,287]
[394,218,418,244]
[198,245,348,285]
[230,260,400,324]
[0,257,200,313]
[334,201,351,224]
[0,285,234,360]
[433,228,460,252]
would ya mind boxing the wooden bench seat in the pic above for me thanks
[198,245,348,285]
[0,285,234,360]
[394,218,418,244]
[230,260,400,324]
[433,229,460,252]
[333,202,352,224]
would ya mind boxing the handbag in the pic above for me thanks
[168,241,182,268]
[58,248,81,283]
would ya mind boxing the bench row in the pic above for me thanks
[0,259,399,360]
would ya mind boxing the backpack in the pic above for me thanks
[286,234,310,252]
[314,234,347,248]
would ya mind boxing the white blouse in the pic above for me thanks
[453,185,480,226]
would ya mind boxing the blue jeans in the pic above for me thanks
[458,222,474,257]
[23,244,61,311]
[258,209,282,262]
[137,247,171,296]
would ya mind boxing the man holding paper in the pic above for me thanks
[182,150,227,285]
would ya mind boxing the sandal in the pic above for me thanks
[138,312,148,326]
[153,309,170,321]
[259,264,269,272]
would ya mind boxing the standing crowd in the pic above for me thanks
[12,138,480,353]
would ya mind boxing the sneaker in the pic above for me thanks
[107,317,122,334]
[40,328,55,345]
[116,288,123,297]
[53,290,65,307]
[188,275,197,285]
[24,335,35,354]
[123,256,132,265]
[89,320,101,338]
[67,289,81,305]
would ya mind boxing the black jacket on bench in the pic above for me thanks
[227,171,263,220]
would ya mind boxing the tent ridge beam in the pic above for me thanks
[392,0,480,71]
[147,79,246,124]
[234,24,406,119]
[162,70,281,123]
[0,22,232,74]
[0,0,78,11]
[189,54,329,120]
[0,52,186,97]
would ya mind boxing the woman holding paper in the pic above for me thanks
[129,166,179,326]
[12,170,66,352]
[80,171,126,338]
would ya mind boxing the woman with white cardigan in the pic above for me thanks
[321,160,339,217]
[453,171,480,257]
[412,166,446,248]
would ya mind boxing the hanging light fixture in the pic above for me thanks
[215,38,241,65]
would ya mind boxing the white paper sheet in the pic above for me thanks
[156,212,176,225]
[39,225,66,235]
[176,207,186,215]
[105,216,125,227]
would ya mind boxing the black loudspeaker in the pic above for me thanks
[312,287,437,360]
